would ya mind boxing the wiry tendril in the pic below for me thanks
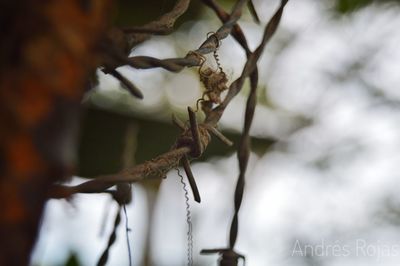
[123,204,133,266]
[176,167,193,266]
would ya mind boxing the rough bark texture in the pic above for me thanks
[0,1,111,264]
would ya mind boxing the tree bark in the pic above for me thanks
[0,1,111,264]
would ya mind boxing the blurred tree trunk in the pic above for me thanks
[0,1,111,264]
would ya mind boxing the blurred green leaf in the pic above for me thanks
[113,0,202,27]
[63,253,81,266]
[77,108,128,176]
[77,107,275,177]
[335,0,400,13]
[335,0,373,13]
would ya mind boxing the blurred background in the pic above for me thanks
[30,0,400,265]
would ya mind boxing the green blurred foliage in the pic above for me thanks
[77,108,127,176]
[77,107,275,177]
[112,0,202,27]
[335,0,400,13]
[63,254,81,266]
